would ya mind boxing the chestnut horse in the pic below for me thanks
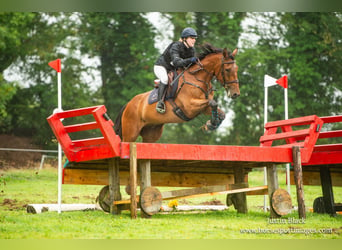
[114,43,240,143]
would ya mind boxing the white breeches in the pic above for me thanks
[154,65,168,85]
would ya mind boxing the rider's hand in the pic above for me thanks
[190,57,198,63]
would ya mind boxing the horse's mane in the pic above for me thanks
[197,43,223,60]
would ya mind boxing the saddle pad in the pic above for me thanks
[148,77,180,105]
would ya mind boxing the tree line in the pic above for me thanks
[0,12,341,148]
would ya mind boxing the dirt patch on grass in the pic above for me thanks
[1,198,26,210]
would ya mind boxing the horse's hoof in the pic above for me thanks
[205,120,218,130]
[201,124,209,131]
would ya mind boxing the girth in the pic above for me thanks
[169,99,193,121]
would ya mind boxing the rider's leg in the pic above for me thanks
[156,83,167,113]
[153,65,168,113]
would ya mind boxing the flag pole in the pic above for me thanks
[49,59,62,214]
[263,74,289,211]
[284,86,291,194]
[263,81,268,212]
[57,69,62,214]
[277,75,291,195]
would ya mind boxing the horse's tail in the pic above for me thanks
[114,104,127,140]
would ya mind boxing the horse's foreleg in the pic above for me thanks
[204,100,226,130]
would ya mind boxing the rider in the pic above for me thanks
[154,27,198,114]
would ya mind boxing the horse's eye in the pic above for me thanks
[225,69,231,73]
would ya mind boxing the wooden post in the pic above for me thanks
[319,167,336,216]
[139,159,152,218]
[109,158,121,215]
[292,146,306,219]
[130,143,138,219]
[267,164,280,218]
[233,166,247,213]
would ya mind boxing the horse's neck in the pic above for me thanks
[188,54,221,83]
[202,53,221,75]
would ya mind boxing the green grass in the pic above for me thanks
[0,167,341,239]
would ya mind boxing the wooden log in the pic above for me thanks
[319,167,336,216]
[160,205,228,212]
[130,143,137,219]
[109,158,121,215]
[162,183,246,200]
[163,185,267,200]
[140,186,162,216]
[139,159,152,218]
[98,185,111,212]
[267,164,280,218]
[233,166,247,213]
[114,185,268,205]
[27,204,98,214]
[246,188,268,196]
[271,188,292,216]
[293,146,306,219]
[313,197,326,213]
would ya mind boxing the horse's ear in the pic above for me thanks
[232,48,238,57]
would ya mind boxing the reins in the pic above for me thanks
[174,55,238,100]
[173,60,214,100]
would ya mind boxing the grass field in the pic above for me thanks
[0,166,341,239]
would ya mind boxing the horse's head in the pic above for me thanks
[218,48,240,99]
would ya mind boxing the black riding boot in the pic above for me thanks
[156,84,167,114]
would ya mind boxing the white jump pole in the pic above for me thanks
[263,82,268,212]
[263,74,289,212]
[57,70,62,214]
[284,86,291,195]
[49,59,63,214]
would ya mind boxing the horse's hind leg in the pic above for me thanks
[140,125,164,143]
[121,120,141,142]
[122,126,141,142]
[121,106,143,142]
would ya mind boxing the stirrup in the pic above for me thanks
[156,101,166,114]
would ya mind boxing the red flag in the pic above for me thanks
[48,59,61,73]
[276,75,288,88]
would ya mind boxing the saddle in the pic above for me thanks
[148,71,179,105]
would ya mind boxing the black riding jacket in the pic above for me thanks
[155,41,195,72]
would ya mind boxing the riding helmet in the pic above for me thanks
[181,27,198,38]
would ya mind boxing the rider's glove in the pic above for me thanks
[190,57,198,63]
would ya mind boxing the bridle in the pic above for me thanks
[174,54,239,100]
[220,56,239,89]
